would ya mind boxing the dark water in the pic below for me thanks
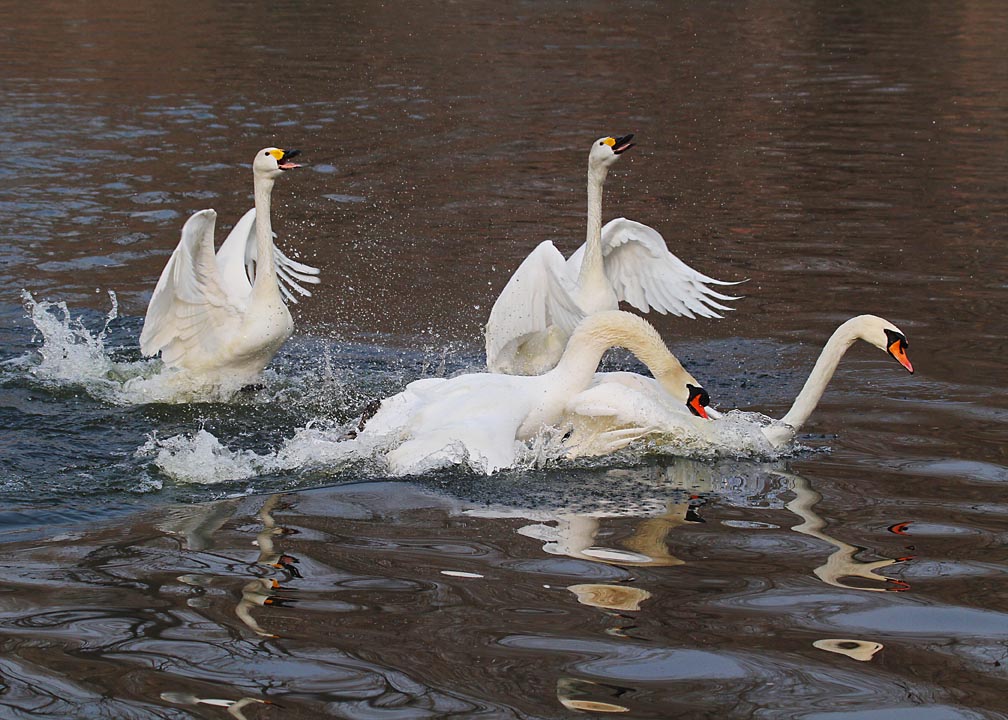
[1,1,1007,718]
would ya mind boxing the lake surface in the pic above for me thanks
[1,1,1006,717]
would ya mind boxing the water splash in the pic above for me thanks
[15,291,361,407]
[18,289,140,398]
[136,429,269,484]
[136,420,379,485]
[135,409,811,488]
[17,290,214,404]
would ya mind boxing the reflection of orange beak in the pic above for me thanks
[889,341,914,373]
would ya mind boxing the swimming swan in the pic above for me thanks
[485,134,739,375]
[564,314,915,455]
[139,148,319,388]
[359,310,712,476]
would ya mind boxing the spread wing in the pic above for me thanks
[139,210,242,366]
[214,207,321,305]
[484,240,584,373]
[215,207,257,301]
[568,218,741,319]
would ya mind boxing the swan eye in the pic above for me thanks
[264,151,270,156]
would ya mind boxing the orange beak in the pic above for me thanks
[686,385,710,419]
[888,340,914,374]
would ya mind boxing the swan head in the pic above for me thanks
[588,134,635,173]
[882,328,913,373]
[253,147,302,180]
[686,384,711,419]
[852,315,913,373]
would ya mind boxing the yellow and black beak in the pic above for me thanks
[884,329,914,374]
[686,384,710,419]
[269,148,302,170]
[609,133,635,154]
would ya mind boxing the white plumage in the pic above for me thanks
[139,147,319,390]
[359,311,710,476]
[563,315,915,455]
[486,134,740,376]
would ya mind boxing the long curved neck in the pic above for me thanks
[251,174,277,295]
[552,311,694,401]
[777,317,867,432]
[576,165,608,289]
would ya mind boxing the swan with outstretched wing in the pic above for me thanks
[140,147,319,389]
[485,134,739,375]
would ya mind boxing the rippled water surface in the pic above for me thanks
[1,1,1006,718]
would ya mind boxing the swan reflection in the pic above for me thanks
[236,577,296,639]
[556,677,631,714]
[234,494,302,637]
[780,470,911,592]
[812,638,884,662]
[254,494,302,578]
[567,584,652,612]
[459,457,910,595]
[516,495,704,568]
[160,692,272,719]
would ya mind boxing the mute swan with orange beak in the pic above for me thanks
[358,311,712,476]
[563,315,915,456]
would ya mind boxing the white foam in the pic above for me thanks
[135,420,385,485]
[16,291,350,406]
[136,429,268,484]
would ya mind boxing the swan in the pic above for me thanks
[485,134,740,376]
[139,147,320,389]
[358,310,712,476]
[563,314,915,456]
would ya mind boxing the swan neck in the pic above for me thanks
[252,174,276,291]
[777,320,862,432]
[554,312,692,401]
[578,166,607,286]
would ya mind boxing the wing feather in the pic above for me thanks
[215,208,321,306]
[599,218,742,319]
[139,210,241,365]
[485,241,584,373]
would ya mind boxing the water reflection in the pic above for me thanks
[567,584,652,613]
[157,499,240,551]
[159,692,272,720]
[812,638,884,662]
[782,470,911,592]
[463,457,915,603]
[516,499,702,568]
[236,577,293,639]
[556,677,631,714]
[235,494,302,638]
[253,494,302,579]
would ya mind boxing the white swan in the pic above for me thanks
[139,147,320,389]
[485,134,739,376]
[358,310,712,476]
[564,314,915,456]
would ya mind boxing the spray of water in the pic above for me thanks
[15,291,355,406]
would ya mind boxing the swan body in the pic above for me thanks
[359,311,711,476]
[564,314,915,456]
[485,134,739,376]
[139,147,319,389]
